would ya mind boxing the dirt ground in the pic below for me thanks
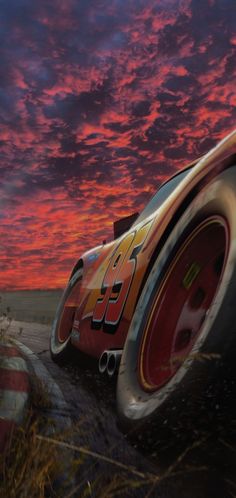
[0,290,62,324]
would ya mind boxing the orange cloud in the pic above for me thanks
[0,0,235,290]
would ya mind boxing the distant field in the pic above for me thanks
[0,290,63,324]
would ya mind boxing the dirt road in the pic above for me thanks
[7,319,235,498]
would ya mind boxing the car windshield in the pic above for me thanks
[134,168,191,225]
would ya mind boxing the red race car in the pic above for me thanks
[50,130,236,431]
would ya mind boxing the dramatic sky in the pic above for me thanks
[0,0,235,290]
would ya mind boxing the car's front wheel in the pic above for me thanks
[50,268,83,364]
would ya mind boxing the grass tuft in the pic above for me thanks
[0,418,62,498]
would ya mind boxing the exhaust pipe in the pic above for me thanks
[98,351,109,374]
[107,350,122,377]
[98,350,122,376]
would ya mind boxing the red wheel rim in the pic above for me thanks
[138,216,229,392]
[57,279,81,343]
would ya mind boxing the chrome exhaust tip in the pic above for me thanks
[98,351,109,374]
[98,349,123,376]
[107,350,122,377]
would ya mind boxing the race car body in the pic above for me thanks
[50,130,236,429]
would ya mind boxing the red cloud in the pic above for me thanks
[0,0,235,290]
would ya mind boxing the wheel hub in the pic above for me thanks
[138,216,229,392]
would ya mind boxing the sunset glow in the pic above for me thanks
[0,0,235,290]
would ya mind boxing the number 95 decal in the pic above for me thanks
[92,220,153,333]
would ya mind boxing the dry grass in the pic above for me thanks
[0,418,63,498]
[0,379,235,498]
[0,412,211,498]
[0,290,62,325]
[0,307,234,497]
[0,314,13,341]
[0,345,151,498]
[0,418,148,498]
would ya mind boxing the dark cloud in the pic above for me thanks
[0,0,235,289]
[44,80,113,126]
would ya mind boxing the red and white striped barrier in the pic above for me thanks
[0,344,30,451]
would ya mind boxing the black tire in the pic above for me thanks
[50,269,83,365]
[117,167,236,448]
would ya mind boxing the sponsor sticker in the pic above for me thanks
[71,329,80,341]
[182,262,201,290]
